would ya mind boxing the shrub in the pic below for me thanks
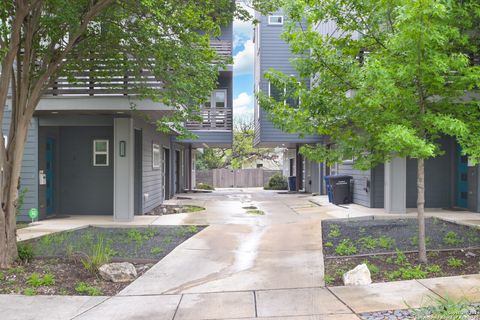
[324,274,335,285]
[378,235,395,250]
[335,239,357,256]
[443,231,463,246]
[327,225,341,238]
[75,282,102,296]
[358,236,377,250]
[80,236,112,275]
[23,288,36,296]
[447,257,465,268]
[17,243,35,263]
[264,174,288,190]
[150,247,164,255]
[196,183,215,190]
[26,272,55,287]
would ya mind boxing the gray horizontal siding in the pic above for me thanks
[337,162,371,207]
[2,109,39,221]
[180,130,232,148]
[134,117,170,213]
[255,11,321,146]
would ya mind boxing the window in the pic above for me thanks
[268,81,300,108]
[152,143,161,169]
[93,140,109,166]
[268,16,283,25]
[204,89,227,109]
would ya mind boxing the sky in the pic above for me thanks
[232,3,255,119]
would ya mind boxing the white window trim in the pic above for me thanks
[212,89,227,109]
[268,81,287,105]
[268,15,284,25]
[93,140,109,166]
[152,143,161,169]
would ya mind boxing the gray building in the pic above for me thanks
[255,12,480,213]
[9,25,233,222]
[253,11,323,193]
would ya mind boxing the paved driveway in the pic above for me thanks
[121,188,325,295]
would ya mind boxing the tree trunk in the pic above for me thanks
[0,120,29,268]
[417,158,428,264]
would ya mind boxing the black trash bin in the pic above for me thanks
[287,176,296,192]
[328,175,353,204]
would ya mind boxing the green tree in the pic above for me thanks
[259,0,480,263]
[195,116,279,170]
[0,0,247,267]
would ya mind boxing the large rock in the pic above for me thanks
[99,262,137,283]
[342,264,372,286]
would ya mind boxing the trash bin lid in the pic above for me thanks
[325,175,353,180]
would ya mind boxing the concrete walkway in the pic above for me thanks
[7,188,480,319]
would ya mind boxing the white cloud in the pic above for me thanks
[233,2,254,49]
[233,92,254,116]
[233,39,254,75]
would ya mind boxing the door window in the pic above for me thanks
[93,140,109,166]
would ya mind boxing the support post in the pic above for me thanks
[113,118,134,221]
[295,145,302,191]
[384,157,407,213]
[188,144,193,191]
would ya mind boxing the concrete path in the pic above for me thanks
[8,189,480,319]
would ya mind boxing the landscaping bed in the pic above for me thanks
[0,225,204,296]
[323,218,480,286]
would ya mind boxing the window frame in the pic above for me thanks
[152,143,161,170]
[93,139,109,166]
[268,15,284,25]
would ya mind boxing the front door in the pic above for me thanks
[175,150,180,194]
[163,148,170,200]
[455,144,468,208]
[46,137,55,215]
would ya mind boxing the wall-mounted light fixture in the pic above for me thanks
[119,140,126,157]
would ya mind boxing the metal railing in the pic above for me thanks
[186,108,232,130]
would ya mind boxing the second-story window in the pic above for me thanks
[268,16,284,25]
[214,90,226,108]
[204,90,227,109]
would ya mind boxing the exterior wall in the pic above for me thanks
[2,108,39,221]
[406,138,453,208]
[254,10,320,147]
[59,126,114,214]
[133,117,171,214]
[336,162,372,207]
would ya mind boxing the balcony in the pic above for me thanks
[186,108,232,131]
[43,40,232,97]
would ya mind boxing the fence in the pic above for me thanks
[196,168,282,188]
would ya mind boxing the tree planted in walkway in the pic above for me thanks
[0,0,251,267]
[259,0,480,263]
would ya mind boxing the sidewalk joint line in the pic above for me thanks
[69,296,113,320]
[326,286,357,315]
[171,294,184,320]
[253,290,258,318]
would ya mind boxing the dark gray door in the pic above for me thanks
[175,150,180,193]
[163,148,170,200]
[134,129,143,215]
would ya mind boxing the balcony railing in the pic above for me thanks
[44,40,232,97]
[186,108,232,131]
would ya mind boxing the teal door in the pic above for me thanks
[455,144,468,208]
[46,137,55,215]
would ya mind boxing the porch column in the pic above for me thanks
[295,145,302,191]
[384,157,407,213]
[188,144,193,191]
[113,118,134,221]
